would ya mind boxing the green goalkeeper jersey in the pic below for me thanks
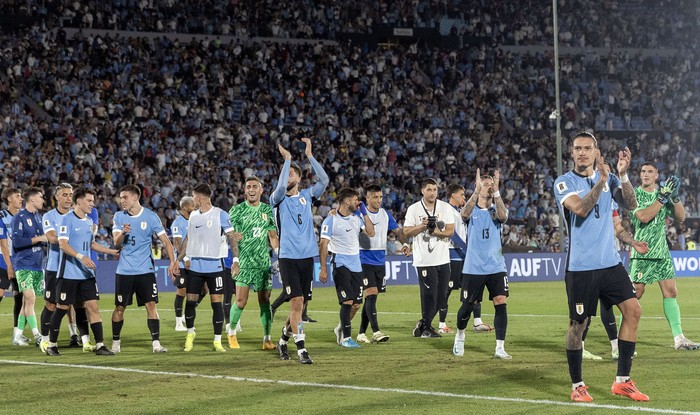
[630,187,674,260]
[228,201,277,269]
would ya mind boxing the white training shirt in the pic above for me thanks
[404,199,455,267]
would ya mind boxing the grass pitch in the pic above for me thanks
[2,279,700,415]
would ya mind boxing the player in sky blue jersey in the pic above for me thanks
[46,187,119,356]
[1,187,24,344]
[176,183,240,353]
[11,187,47,347]
[319,188,375,349]
[452,169,510,360]
[554,132,647,403]
[270,137,328,364]
[171,196,198,331]
[111,185,178,353]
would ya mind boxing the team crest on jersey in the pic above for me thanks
[60,292,66,301]
[44,220,50,227]
[340,290,346,298]
[556,182,568,194]
[299,197,307,206]
[173,227,178,233]
[576,303,584,315]
[60,226,67,233]
[140,221,147,230]
[117,295,123,303]
[207,220,213,228]
[262,213,268,221]
[27,218,32,227]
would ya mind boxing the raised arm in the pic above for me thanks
[303,137,330,198]
[616,147,638,210]
[493,170,508,222]
[462,168,482,219]
[270,145,292,206]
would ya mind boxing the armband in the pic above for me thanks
[492,191,501,198]
[620,174,630,183]
[76,253,84,260]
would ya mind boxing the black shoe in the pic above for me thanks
[412,320,423,337]
[95,345,115,356]
[302,315,317,323]
[276,343,290,360]
[46,346,61,356]
[298,350,313,364]
[420,328,441,338]
[68,335,82,348]
[428,326,442,337]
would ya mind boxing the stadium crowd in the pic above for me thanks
[0,1,699,255]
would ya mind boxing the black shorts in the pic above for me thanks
[0,268,10,291]
[565,263,636,322]
[187,270,225,296]
[223,267,235,302]
[361,263,386,293]
[333,265,364,305]
[460,272,509,303]
[279,258,314,302]
[449,260,463,291]
[56,278,99,305]
[115,273,159,307]
[44,271,58,303]
[175,268,189,289]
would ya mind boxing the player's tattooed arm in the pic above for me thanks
[462,168,482,219]
[226,231,239,258]
[619,181,638,210]
[494,194,508,223]
[175,236,188,263]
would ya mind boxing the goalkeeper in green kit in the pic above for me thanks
[630,163,699,351]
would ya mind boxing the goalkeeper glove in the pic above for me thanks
[669,175,681,203]
[657,177,677,205]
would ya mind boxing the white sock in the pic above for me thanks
[81,334,91,345]
[456,329,465,340]
[292,333,305,343]
[581,341,585,350]
[263,335,271,341]
[297,348,307,356]
[278,338,288,345]
[228,327,236,336]
[152,340,161,348]
[214,334,222,342]
[439,322,446,329]
[49,341,57,347]
[610,338,618,352]
[674,334,685,344]
[473,318,483,326]
[112,339,121,345]
[496,339,505,350]
[236,321,242,332]
[177,316,185,325]
[572,381,585,390]
[96,342,104,349]
[68,323,78,336]
[31,328,40,336]
[42,335,49,342]
[615,376,630,384]
[187,327,195,334]
[225,323,230,332]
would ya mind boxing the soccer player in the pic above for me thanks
[355,184,405,344]
[177,183,239,352]
[1,188,25,345]
[554,132,648,402]
[227,176,279,350]
[403,178,455,338]
[452,170,511,359]
[439,184,491,334]
[171,195,195,331]
[10,187,47,346]
[320,188,375,348]
[46,187,118,356]
[629,163,699,350]
[0,213,12,309]
[111,185,178,353]
[271,137,329,364]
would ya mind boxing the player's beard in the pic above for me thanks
[286,182,296,192]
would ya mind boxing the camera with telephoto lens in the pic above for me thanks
[426,215,438,233]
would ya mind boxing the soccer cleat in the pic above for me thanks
[302,315,317,323]
[34,333,42,346]
[333,324,342,345]
[420,327,441,338]
[111,340,121,353]
[83,342,96,352]
[371,331,390,343]
[262,340,276,350]
[45,346,61,356]
[493,348,512,360]
[213,340,226,352]
[276,343,290,360]
[175,322,187,332]
[611,349,619,360]
[227,333,240,349]
[183,332,196,352]
[95,345,115,356]
[412,320,423,337]
[611,380,649,401]
[474,323,493,332]
[340,338,361,348]
[453,337,465,357]
[68,335,82,348]
[571,385,593,402]
[438,326,453,334]
[674,335,700,351]
[39,340,50,353]
[582,349,603,360]
[356,333,371,344]
[13,336,29,346]
[298,350,313,364]
[153,345,168,353]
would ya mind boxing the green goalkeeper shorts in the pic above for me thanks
[16,269,44,295]
[629,257,675,285]
[235,268,272,292]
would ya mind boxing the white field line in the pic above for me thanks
[1,359,698,415]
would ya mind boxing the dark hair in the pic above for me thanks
[290,164,302,178]
[1,188,20,203]
[641,161,658,171]
[193,183,213,198]
[73,187,96,203]
[573,131,598,148]
[337,188,359,205]
[421,178,438,190]
[119,184,142,199]
[245,176,263,186]
[23,187,43,202]
[366,184,382,194]
[446,184,464,197]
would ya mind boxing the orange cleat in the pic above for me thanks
[570,385,593,402]
[611,380,649,401]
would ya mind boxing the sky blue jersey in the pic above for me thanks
[462,204,506,275]
[171,214,189,268]
[113,207,166,275]
[57,212,95,280]
[43,208,70,272]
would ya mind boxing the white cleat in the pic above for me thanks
[453,337,465,357]
[675,335,700,351]
[493,348,512,360]
[473,323,493,332]
[111,340,121,353]
[582,349,603,360]
[356,333,371,344]
[153,345,168,353]
[13,336,29,346]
